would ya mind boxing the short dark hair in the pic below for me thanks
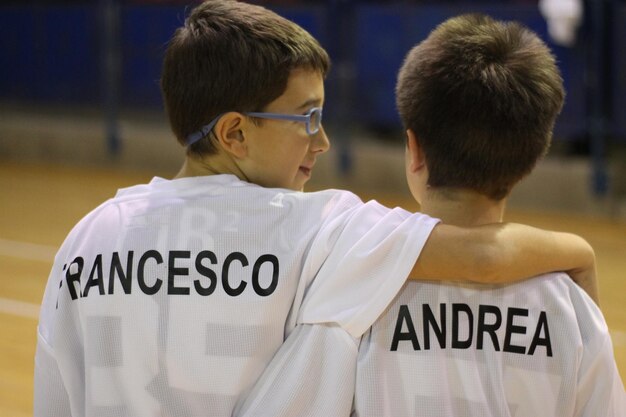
[396,14,564,200]
[161,0,330,156]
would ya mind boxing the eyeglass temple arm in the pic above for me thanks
[186,118,220,146]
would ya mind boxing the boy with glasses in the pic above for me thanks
[34,3,598,416]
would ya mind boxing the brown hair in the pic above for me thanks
[161,0,330,156]
[396,14,564,200]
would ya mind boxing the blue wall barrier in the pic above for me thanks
[0,4,328,109]
[612,3,626,138]
[119,5,185,106]
[0,2,623,141]
[0,5,99,103]
[354,4,588,139]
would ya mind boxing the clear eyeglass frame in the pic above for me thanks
[185,107,323,146]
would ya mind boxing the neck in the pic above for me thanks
[419,188,506,227]
[175,153,247,181]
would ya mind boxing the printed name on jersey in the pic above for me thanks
[59,250,279,303]
[390,303,552,356]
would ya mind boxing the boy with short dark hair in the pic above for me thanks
[236,13,623,417]
[355,15,626,417]
[34,4,598,416]
[354,14,624,416]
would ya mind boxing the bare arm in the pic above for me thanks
[409,222,599,303]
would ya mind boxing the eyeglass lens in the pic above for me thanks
[309,108,322,134]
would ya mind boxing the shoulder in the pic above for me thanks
[293,188,364,207]
[529,272,610,343]
[276,188,369,221]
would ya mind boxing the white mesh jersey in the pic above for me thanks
[355,274,626,417]
[34,174,438,417]
[234,323,360,417]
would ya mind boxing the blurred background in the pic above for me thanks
[0,0,625,212]
[0,1,625,416]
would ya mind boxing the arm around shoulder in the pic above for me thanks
[409,222,598,303]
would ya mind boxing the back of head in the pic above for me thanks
[161,0,330,156]
[397,14,564,200]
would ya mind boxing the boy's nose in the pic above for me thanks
[312,126,330,153]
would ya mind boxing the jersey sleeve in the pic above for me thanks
[299,199,439,338]
[34,328,72,417]
[570,285,626,417]
[234,324,358,417]
[34,246,84,417]
[34,203,115,417]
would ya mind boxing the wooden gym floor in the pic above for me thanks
[0,161,624,417]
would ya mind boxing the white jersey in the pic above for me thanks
[355,274,626,417]
[34,174,438,417]
[234,323,359,417]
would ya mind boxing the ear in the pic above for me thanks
[214,112,248,158]
[406,129,426,173]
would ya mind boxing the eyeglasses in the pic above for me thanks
[185,107,323,146]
